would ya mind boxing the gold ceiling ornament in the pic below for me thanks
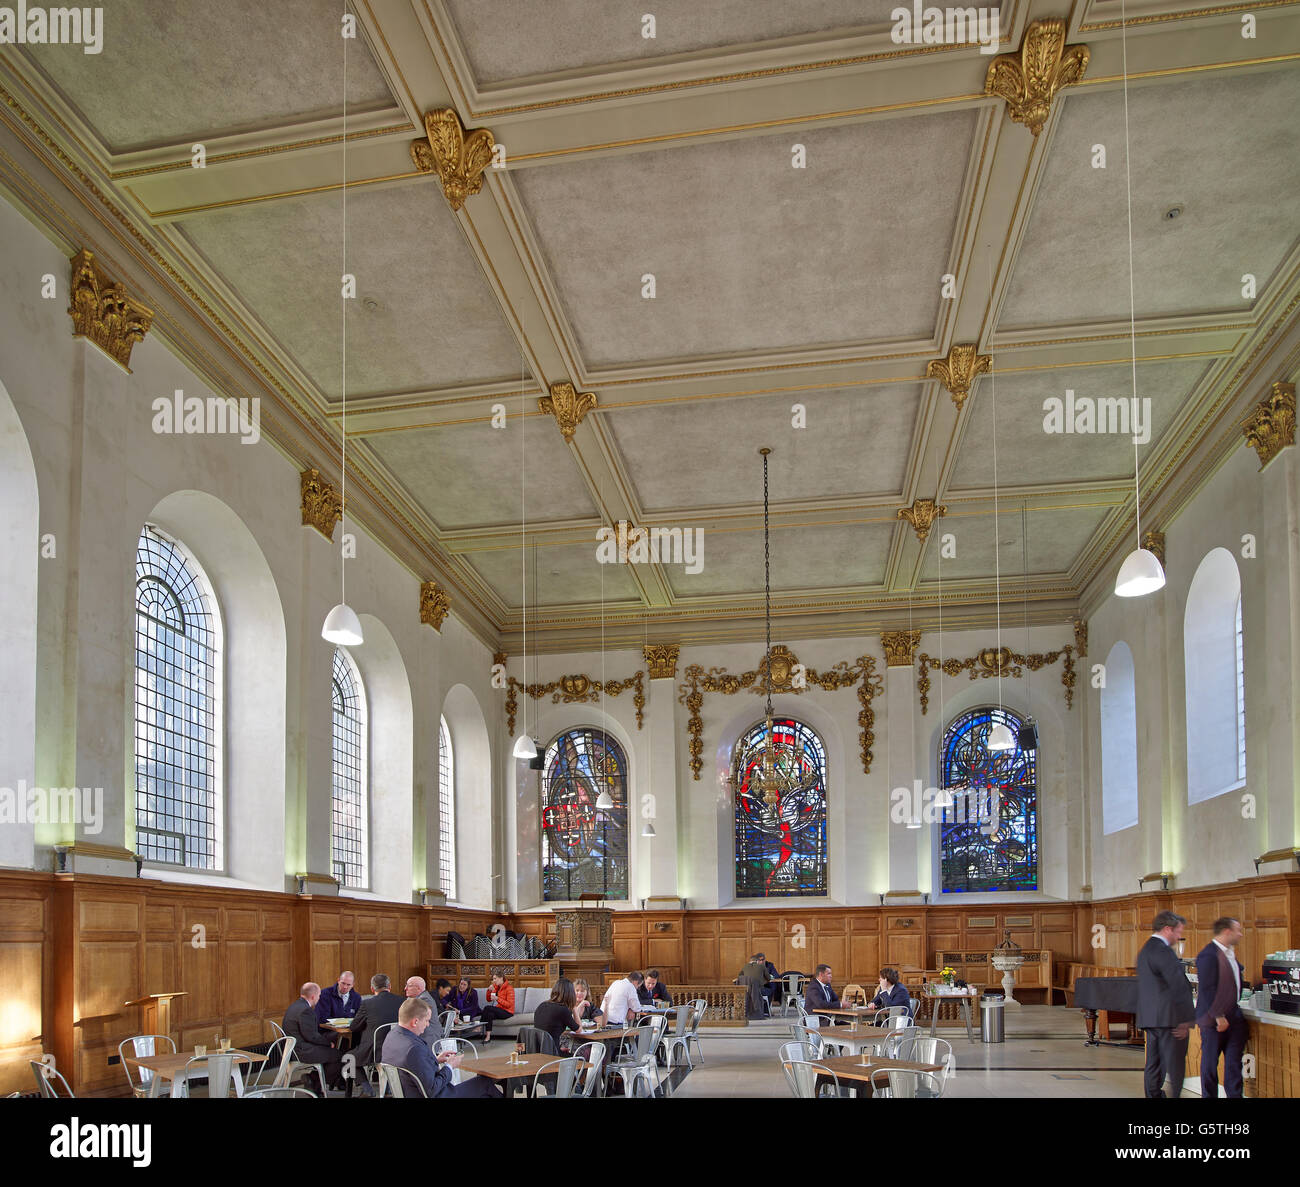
[915,644,1076,715]
[410,108,496,211]
[300,468,342,540]
[643,644,680,680]
[506,670,644,734]
[1140,529,1166,571]
[897,497,948,544]
[926,343,991,412]
[881,630,922,668]
[1070,616,1088,658]
[540,381,598,443]
[67,248,154,372]
[677,650,884,781]
[984,19,1091,137]
[1242,381,1296,470]
[419,580,451,632]
[493,651,508,667]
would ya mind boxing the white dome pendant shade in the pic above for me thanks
[512,734,539,760]
[987,721,1017,751]
[1115,547,1166,598]
[322,602,364,646]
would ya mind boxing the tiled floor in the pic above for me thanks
[670,1005,1157,1098]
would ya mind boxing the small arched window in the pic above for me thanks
[1184,548,1246,803]
[133,525,223,869]
[331,647,368,888]
[1101,641,1139,834]
[541,728,628,901]
[438,715,456,901]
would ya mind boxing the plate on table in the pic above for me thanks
[328,1018,352,1026]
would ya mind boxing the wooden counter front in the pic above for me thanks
[1184,1007,1300,1097]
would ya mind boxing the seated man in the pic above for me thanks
[404,975,445,1045]
[283,982,345,1094]
[637,969,673,1007]
[804,964,846,1023]
[350,973,403,1096]
[864,967,912,1022]
[738,954,768,1018]
[600,971,645,1028]
[315,970,362,1023]
[759,952,780,1012]
[380,997,501,1098]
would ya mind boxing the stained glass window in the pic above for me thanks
[939,706,1037,893]
[331,648,367,889]
[541,728,628,901]
[438,715,456,900]
[734,717,828,898]
[133,526,222,869]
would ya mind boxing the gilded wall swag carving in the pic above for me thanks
[1070,616,1088,658]
[540,381,598,442]
[1140,530,1166,570]
[419,581,451,631]
[677,647,884,780]
[897,498,947,544]
[915,645,1076,714]
[881,630,922,667]
[643,644,680,680]
[410,108,495,211]
[300,468,341,540]
[926,343,990,412]
[1243,381,1296,470]
[984,19,1090,137]
[506,670,645,735]
[67,248,154,371]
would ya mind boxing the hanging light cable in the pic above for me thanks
[934,530,954,809]
[986,273,1016,753]
[322,32,363,646]
[512,359,537,759]
[596,529,614,811]
[752,448,782,810]
[1114,0,1166,598]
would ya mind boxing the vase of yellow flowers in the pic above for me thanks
[941,966,957,988]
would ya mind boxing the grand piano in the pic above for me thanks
[1074,977,1144,1047]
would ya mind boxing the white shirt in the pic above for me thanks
[599,978,643,1027]
[1212,938,1241,998]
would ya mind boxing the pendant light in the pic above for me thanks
[322,35,363,647]
[595,521,614,811]
[934,531,954,810]
[985,289,1015,753]
[512,357,538,760]
[752,448,782,810]
[1114,0,1166,598]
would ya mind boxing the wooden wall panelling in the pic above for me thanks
[0,873,53,1096]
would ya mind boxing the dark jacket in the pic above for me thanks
[804,978,841,1013]
[1136,936,1196,1030]
[637,981,673,1006]
[1195,941,1245,1028]
[349,989,403,1066]
[870,982,913,1017]
[449,986,481,1020]
[315,983,362,1024]
[283,996,337,1062]
[380,1024,456,1097]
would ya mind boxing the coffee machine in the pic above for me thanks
[1261,952,1300,1015]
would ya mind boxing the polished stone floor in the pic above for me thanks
[670,1004,1159,1098]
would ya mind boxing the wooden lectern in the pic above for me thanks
[552,899,614,987]
[124,993,186,1040]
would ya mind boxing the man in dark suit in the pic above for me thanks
[349,973,403,1097]
[1137,911,1196,1098]
[804,963,843,1019]
[865,967,913,1021]
[1195,916,1248,1099]
[283,982,345,1094]
[380,998,501,1098]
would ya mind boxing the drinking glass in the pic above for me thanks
[194,1044,207,1058]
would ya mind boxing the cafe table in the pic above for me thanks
[923,988,979,1041]
[811,1054,944,1098]
[124,1048,267,1098]
[460,1052,590,1098]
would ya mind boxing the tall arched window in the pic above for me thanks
[438,715,456,901]
[331,648,367,888]
[541,728,628,901]
[1184,548,1246,804]
[134,525,222,869]
[733,716,828,898]
[939,706,1037,893]
[1101,641,1140,834]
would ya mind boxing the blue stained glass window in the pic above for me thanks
[734,717,828,898]
[542,729,628,901]
[939,706,1037,893]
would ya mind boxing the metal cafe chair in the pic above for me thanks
[781,1058,842,1099]
[243,1087,318,1098]
[30,1059,74,1099]
[118,1034,176,1097]
[568,1041,606,1098]
[868,1065,943,1099]
[530,1056,582,1098]
[374,1062,427,1098]
[173,1053,239,1099]
[246,1035,297,1092]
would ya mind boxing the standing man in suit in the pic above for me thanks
[1137,911,1196,1098]
[1195,917,1248,1098]
[283,982,345,1094]
[350,973,403,1097]
[737,955,768,1018]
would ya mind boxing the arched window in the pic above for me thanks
[1101,641,1139,834]
[938,706,1037,893]
[1184,548,1246,804]
[134,525,222,869]
[541,728,628,901]
[438,715,456,901]
[331,648,367,888]
[733,716,828,898]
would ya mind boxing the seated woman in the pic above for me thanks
[522,977,580,1056]
[449,976,482,1034]
[864,967,912,1022]
[572,978,603,1029]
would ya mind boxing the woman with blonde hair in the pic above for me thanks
[572,977,603,1028]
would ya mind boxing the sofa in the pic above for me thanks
[487,987,555,1039]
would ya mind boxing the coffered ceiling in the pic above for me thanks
[2,0,1297,652]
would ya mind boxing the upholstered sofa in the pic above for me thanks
[487,987,555,1038]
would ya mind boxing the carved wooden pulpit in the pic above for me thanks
[124,992,186,1041]
[552,896,614,986]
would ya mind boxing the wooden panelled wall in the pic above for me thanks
[3,869,1295,1095]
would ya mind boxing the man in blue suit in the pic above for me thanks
[1195,917,1248,1099]
[865,968,913,1020]
[380,998,502,1098]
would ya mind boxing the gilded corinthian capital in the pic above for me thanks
[419,581,451,631]
[985,19,1090,137]
[1243,382,1296,470]
[300,468,341,540]
[67,249,154,372]
[410,108,495,211]
[643,644,680,680]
